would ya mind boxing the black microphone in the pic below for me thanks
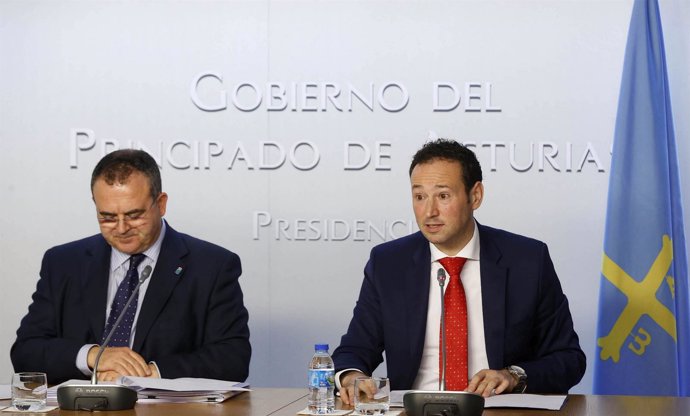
[403,266,484,416]
[57,265,153,411]
[437,268,447,391]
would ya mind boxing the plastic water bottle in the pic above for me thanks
[308,343,335,413]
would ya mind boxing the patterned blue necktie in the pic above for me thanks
[102,254,146,347]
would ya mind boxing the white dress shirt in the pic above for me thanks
[412,220,489,390]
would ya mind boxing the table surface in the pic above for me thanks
[272,391,690,416]
[3,389,690,415]
[1,388,306,416]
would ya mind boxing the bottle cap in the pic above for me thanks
[315,343,329,351]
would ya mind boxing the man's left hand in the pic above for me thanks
[96,363,161,382]
[465,369,515,397]
[147,363,160,378]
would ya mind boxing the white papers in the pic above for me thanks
[0,385,10,400]
[1,405,59,413]
[119,376,250,403]
[48,377,250,404]
[47,380,85,404]
[485,394,566,410]
[296,409,403,416]
[296,408,353,415]
[389,391,406,407]
[391,390,567,411]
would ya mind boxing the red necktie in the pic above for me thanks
[438,256,468,391]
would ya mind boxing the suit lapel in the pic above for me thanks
[133,225,187,351]
[478,225,508,370]
[405,233,431,385]
[82,238,111,343]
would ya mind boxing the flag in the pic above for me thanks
[594,0,689,396]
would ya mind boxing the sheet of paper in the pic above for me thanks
[390,390,406,407]
[1,405,59,413]
[485,394,566,410]
[296,408,353,415]
[0,385,10,400]
[118,377,249,392]
[296,408,403,415]
[47,379,93,404]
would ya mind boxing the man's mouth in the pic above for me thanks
[426,223,444,232]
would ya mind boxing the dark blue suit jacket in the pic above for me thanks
[332,224,585,393]
[11,224,251,385]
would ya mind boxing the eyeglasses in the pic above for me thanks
[97,199,158,229]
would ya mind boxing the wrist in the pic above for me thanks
[86,345,100,369]
[148,362,160,378]
[505,365,527,393]
[336,369,364,389]
[341,370,361,386]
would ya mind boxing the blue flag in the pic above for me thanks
[594,0,689,396]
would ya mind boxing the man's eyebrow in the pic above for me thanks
[98,208,146,217]
[411,184,451,189]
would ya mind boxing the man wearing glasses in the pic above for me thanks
[11,149,251,384]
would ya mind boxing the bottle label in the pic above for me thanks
[308,369,335,388]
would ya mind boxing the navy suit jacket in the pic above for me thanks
[332,224,585,393]
[11,224,251,385]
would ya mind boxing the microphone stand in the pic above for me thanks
[402,266,484,416]
[90,265,150,385]
[437,268,447,391]
[57,265,153,411]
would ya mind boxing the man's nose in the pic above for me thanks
[426,198,439,217]
[115,217,130,233]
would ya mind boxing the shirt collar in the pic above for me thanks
[429,219,480,262]
[110,220,167,271]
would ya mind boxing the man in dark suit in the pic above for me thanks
[11,149,250,384]
[333,139,585,402]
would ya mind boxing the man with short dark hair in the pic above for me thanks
[333,139,585,401]
[11,149,251,384]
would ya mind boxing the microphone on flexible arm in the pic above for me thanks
[57,265,153,411]
[437,268,447,392]
[403,267,484,416]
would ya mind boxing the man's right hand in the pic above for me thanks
[87,346,151,380]
[339,371,377,406]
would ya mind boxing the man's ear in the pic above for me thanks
[469,181,484,210]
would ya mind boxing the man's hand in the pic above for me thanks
[147,363,160,378]
[466,369,515,397]
[87,346,151,380]
[339,371,371,406]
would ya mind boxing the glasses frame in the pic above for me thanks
[96,197,159,229]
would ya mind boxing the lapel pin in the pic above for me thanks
[174,266,184,276]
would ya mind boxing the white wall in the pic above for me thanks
[0,0,688,394]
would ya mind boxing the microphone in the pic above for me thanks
[57,265,153,411]
[437,268,447,391]
[403,266,484,416]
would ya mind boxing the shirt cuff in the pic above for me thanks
[76,344,98,376]
[149,361,162,378]
[335,368,363,389]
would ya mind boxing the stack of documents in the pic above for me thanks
[49,377,249,404]
[120,377,249,403]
